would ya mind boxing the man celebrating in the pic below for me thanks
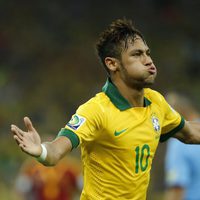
[11,18,200,200]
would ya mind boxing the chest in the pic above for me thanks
[99,106,163,151]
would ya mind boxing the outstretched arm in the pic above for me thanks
[11,117,72,166]
[173,120,200,144]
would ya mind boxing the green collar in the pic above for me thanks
[102,78,151,111]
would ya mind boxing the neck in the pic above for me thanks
[111,77,145,107]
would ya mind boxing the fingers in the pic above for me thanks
[24,117,35,132]
[11,124,30,146]
[11,124,25,139]
[13,135,23,145]
[13,134,26,152]
[13,133,29,153]
[19,142,27,153]
[11,119,35,155]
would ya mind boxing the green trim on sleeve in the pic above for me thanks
[160,116,185,142]
[57,128,80,149]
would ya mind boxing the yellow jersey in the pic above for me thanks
[58,79,184,200]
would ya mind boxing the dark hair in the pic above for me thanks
[96,18,145,74]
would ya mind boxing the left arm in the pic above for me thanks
[173,121,200,144]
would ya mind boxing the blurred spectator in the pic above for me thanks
[164,92,200,200]
[15,156,82,200]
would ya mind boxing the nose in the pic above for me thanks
[144,55,153,66]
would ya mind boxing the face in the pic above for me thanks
[118,36,157,90]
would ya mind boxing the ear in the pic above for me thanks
[104,57,119,72]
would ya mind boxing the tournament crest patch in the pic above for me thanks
[66,114,86,130]
[151,114,160,132]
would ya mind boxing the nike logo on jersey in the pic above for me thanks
[114,129,127,136]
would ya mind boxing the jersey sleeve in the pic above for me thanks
[57,100,104,149]
[165,139,190,188]
[159,94,185,142]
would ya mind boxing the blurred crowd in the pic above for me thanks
[15,156,82,200]
[1,0,200,199]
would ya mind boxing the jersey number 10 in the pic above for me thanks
[135,144,150,173]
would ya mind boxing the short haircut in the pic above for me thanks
[96,18,145,74]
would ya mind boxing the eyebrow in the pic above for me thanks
[130,48,150,53]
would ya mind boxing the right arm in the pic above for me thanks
[42,136,72,166]
[11,117,72,166]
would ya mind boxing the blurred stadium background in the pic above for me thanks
[1,0,200,199]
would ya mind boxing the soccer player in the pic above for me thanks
[164,92,200,200]
[11,18,200,200]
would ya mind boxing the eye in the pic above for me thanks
[132,52,141,57]
[146,51,151,56]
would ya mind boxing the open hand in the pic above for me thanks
[11,117,42,157]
